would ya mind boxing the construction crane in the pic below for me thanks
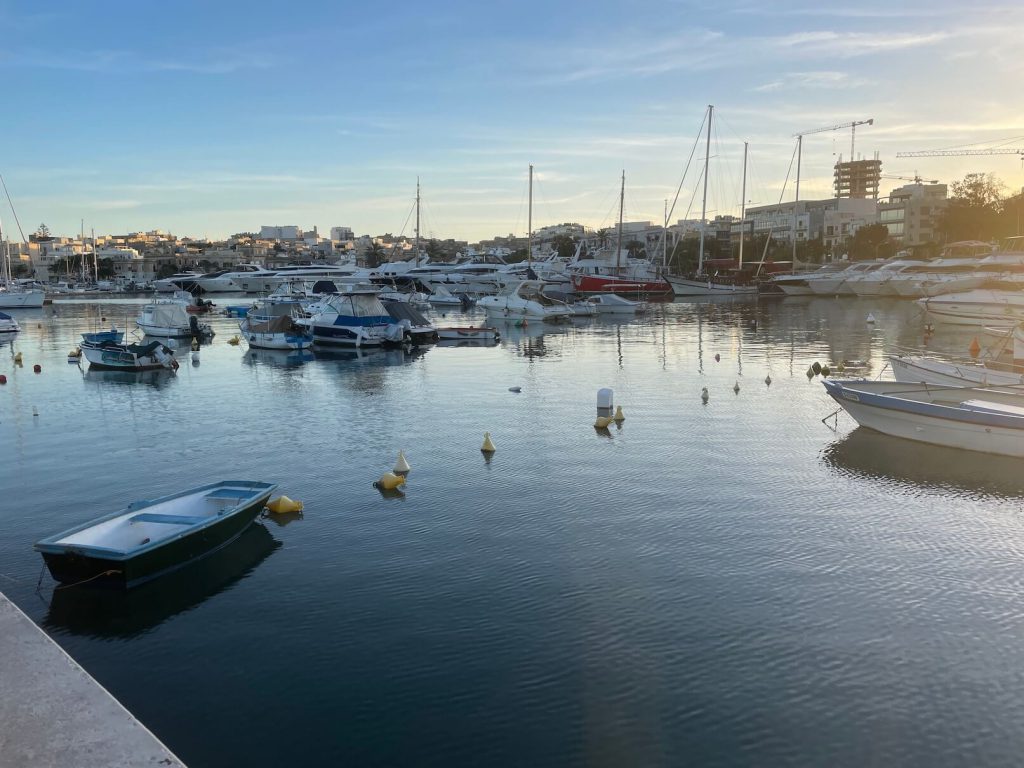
[896,149,1024,158]
[881,173,938,184]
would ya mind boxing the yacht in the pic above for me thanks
[236,263,365,293]
[477,280,573,321]
[770,264,847,296]
[918,289,1024,327]
[136,299,214,338]
[153,272,203,293]
[807,261,885,296]
[192,264,275,293]
[302,289,399,347]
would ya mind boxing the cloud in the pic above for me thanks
[0,46,274,74]
[754,71,869,93]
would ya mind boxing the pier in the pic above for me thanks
[0,591,184,767]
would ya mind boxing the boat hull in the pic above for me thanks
[890,356,1024,387]
[39,495,269,588]
[572,274,672,296]
[666,275,757,296]
[0,289,45,308]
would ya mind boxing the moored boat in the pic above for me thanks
[0,311,20,335]
[240,298,313,350]
[823,378,1024,457]
[889,355,1024,388]
[477,280,573,321]
[81,339,179,371]
[589,293,649,314]
[137,299,214,338]
[81,327,124,344]
[435,326,500,342]
[34,480,278,588]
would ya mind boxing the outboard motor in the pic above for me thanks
[189,314,201,339]
[458,293,475,309]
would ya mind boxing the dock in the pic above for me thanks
[0,591,185,767]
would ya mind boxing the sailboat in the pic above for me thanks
[0,215,45,308]
[569,172,672,296]
[666,106,758,296]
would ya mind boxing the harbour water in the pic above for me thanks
[3,296,1024,766]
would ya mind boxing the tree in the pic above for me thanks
[597,228,609,248]
[939,172,1005,242]
[550,234,578,260]
[364,242,385,268]
[425,239,445,261]
[625,239,645,258]
[96,258,116,279]
[848,224,894,261]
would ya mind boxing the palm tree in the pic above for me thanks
[365,242,386,268]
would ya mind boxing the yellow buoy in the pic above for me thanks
[393,450,411,474]
[267,495,304,514]
[228,335,241,346]
[191,339,200,351]
[594,415,614,429]
[13,352,23,365]
[374,472,406,491]
[613,405,625,422]
[481,432,496,453]
[68,348,81,358]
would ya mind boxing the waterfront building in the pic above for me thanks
[878,183,948,247]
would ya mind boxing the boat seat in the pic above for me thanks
[960,399,1024,418]
[205,488,251,500]
[130,513,209,525]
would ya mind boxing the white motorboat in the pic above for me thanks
[477,280,573,321]
[568,300,597,317]
[847,260,930,297]
[153,272,203,292]
[192,264,276,293]
[427,285,470,307]
[302,289,401,347]
[235,263,366,293]
[136,299,214,338]
[824,378,1024,457]
[435,326,500,342]
[889,355,1024,388]
[0,311,20,334]
[240,298,313,350]
[81,339,179,371]
[771,264,846,296]
[589,293,648,314]
[807,261,884,296]
[918,289,1024,327]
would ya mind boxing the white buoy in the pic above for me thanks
[613,405,625,422]
[733,381,740,394]
[866,313,876,324]
[394,450,411,474]
[596,387,614,418]
[191,350,200,362]
[701,387,709,403]
[481,432,496,453]
[764,374,772,386]
[32,406,38,417]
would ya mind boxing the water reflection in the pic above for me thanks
[44,523,281,639]
[243,348,316,368]
[83,367,177,389]
[822,428,1024,499]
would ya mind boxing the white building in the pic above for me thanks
[330,226,355,242]
[878,184,948,246]
[259,225,303,240]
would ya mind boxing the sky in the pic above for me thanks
[1,0,1022,242]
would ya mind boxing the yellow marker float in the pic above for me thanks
[374,472,406,491]
[267,495,304,514]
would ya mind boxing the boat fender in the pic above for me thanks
[373,472,406,491]
[714,353,720,362]
[820,365,831,377]
[267,495,304,514]
[764,374,772,386]
[733,381,740,394]
[509,386,521,393]
[811,361,822,375]
[701,387,709,403]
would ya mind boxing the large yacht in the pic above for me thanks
[192,264,276,293]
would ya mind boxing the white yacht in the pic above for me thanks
[807,261,885,296]
[153,272,203,292]
[236,263,365,293]
[192,264,275,293]
[771,264,847,296]
[918,289,1024,327]
[478,280,573,321]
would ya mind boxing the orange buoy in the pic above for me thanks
[969,337,981,358]
[33,364,41,373]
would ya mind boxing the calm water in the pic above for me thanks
[3,296,1024,767]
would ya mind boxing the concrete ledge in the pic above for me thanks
[0,591,185,767]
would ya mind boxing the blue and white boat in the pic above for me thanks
[81,326,124,344]
[823,378,1024,457]
[35,480,278,588]
[303,289,402,347]
[81,339,179,372]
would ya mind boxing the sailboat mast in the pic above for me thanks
[616,170,624,271]
[527,164,533,268]
[80,219,86,282]
[698,104,713,275]
[793,135,802,265]
[0,216,8,285]
[662,198,668,270]
[92,227,97,283]
[738,141,748,269]
[415,178,421,263]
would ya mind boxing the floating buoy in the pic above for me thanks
[701,387,709,403]
[508,386,521,393]
[13,352,22,365]
[866,313,876,324]
[714,353,720,362]
[191,350,200,362]
[969,337,981,358]
[0,374,6,384]
[228,335,241,346]
[812,361,822,375]
[749,319,757,330]
[821,365,831,377]
[32,406,38,417]
[394,450,411,474]
[267,495,304,514]
[191,339,200,351]
[733,381,740,394]
[613,405,625,422]
[481,432,496,453]
[836,361,845,372]
[806,366,815,378]
[764,374,772,386]
[373,472,406,491]
[594,415,614,429]
[33,364,41,373]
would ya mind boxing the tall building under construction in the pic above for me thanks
[833,159,882,199]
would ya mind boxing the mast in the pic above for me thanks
[662,198,668,270]
[698,104,713,275]
[0,216,7,285]
[738,141,748,269]
[793,135,802,265]
[527,164,533,269]
[616,170,624,271]
[415,178,420,263]
[92,227,97,283]
[80,219,87,283]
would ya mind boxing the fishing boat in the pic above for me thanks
[435,326,500,342]
[589,293,649,314]
[136,299,214,338]
[0,311,20,335]
[239,298,313,350]
[478,280,573,321]
[81,339,179,371]
[34,480,278,588]
[889,355,1024,388]
[823,378,1024,457]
